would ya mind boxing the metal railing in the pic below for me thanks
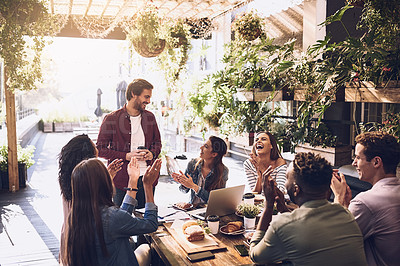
[17,108,35,121]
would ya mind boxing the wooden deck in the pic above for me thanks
[0,132,71,265]
[0,188,60,265]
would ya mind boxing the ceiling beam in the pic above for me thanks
[100,0,112,18]
[68,0,73,16]
[84,0,93,17]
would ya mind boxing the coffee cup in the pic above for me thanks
[243,193,255,205]
[207,215,220,234]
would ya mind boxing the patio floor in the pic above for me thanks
[0,131,248,265]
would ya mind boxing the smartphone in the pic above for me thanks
[234,244,249,256]
[186,251,215,262]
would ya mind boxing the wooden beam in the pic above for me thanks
[100,0,112,18]
[4,66,19,192]
[83,0,93,17]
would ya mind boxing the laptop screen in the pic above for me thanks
[187,185,245,220]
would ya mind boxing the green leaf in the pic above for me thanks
[320,4,354,26]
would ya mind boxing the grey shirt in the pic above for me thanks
[349,177,400,266]
[250,199,367,266]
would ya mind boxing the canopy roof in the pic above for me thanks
[48,0,251,19]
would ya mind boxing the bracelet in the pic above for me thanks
[123,187,138,191]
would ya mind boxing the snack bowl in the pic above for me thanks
[220,225,245,235]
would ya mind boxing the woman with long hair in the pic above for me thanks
[172,136,228,204]
[62,157,161,266]
[58,134,123,259]
[243,132,287,194]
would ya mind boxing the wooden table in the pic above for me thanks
[146,214,256,266]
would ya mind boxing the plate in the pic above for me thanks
[172,203,194,211]
[220,225,246,235]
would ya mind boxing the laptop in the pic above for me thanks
[186,185,245,220]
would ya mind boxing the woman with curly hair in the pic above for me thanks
[58,134,123,259]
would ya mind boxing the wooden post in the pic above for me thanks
[4,66,19,191]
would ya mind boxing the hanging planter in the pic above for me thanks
[233,11,264,41]
[125,5,166,58]
[132,38,166,58]
[185,17,212,39]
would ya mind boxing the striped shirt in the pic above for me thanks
[243,159,288,195]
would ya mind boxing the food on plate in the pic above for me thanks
[182,220,205,242]
[226,221,243,233]
[182,220,198,231]
[175,202,192,210]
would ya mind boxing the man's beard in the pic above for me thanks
[133,99,145,111]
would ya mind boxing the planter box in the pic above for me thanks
[345,81,400,103]
[235,86,293,102]
[295,143,352,167]
[43,122,53,133]
[1,163,28,189]
[294,86,345,102]
[54,122,64,132]
[63,122,73,132]
[229,132,255,147]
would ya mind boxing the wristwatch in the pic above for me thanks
[123,187,138,191]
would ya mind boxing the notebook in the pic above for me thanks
[186,185,245,220]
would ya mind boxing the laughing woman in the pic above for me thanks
[243,132,287,194]
[172,136,228,205]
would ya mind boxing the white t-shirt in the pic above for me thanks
[130,115,147,175]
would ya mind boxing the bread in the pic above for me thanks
[182,221,205,242]
[226,221,243,233]
[182,221,198,231]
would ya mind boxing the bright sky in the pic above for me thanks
[41,37,129,116]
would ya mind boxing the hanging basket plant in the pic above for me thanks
[185,17,213,39]
[125,5,165,58]
[233,11,264,41]
[156,18,192,91]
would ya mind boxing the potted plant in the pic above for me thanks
[237,203,260,229]
[125,5,165,58]
[156,18,192,92]
[185,17,212,39]
[232,11,265,41]
[0,144,35,189]
[293,122,352,166]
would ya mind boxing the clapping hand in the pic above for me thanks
[330,170,352,207]
[107,158,123,180]
[143,158,162,187]
[262,166,275,206]
[127,157,140,189]
[171,171,195,190]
